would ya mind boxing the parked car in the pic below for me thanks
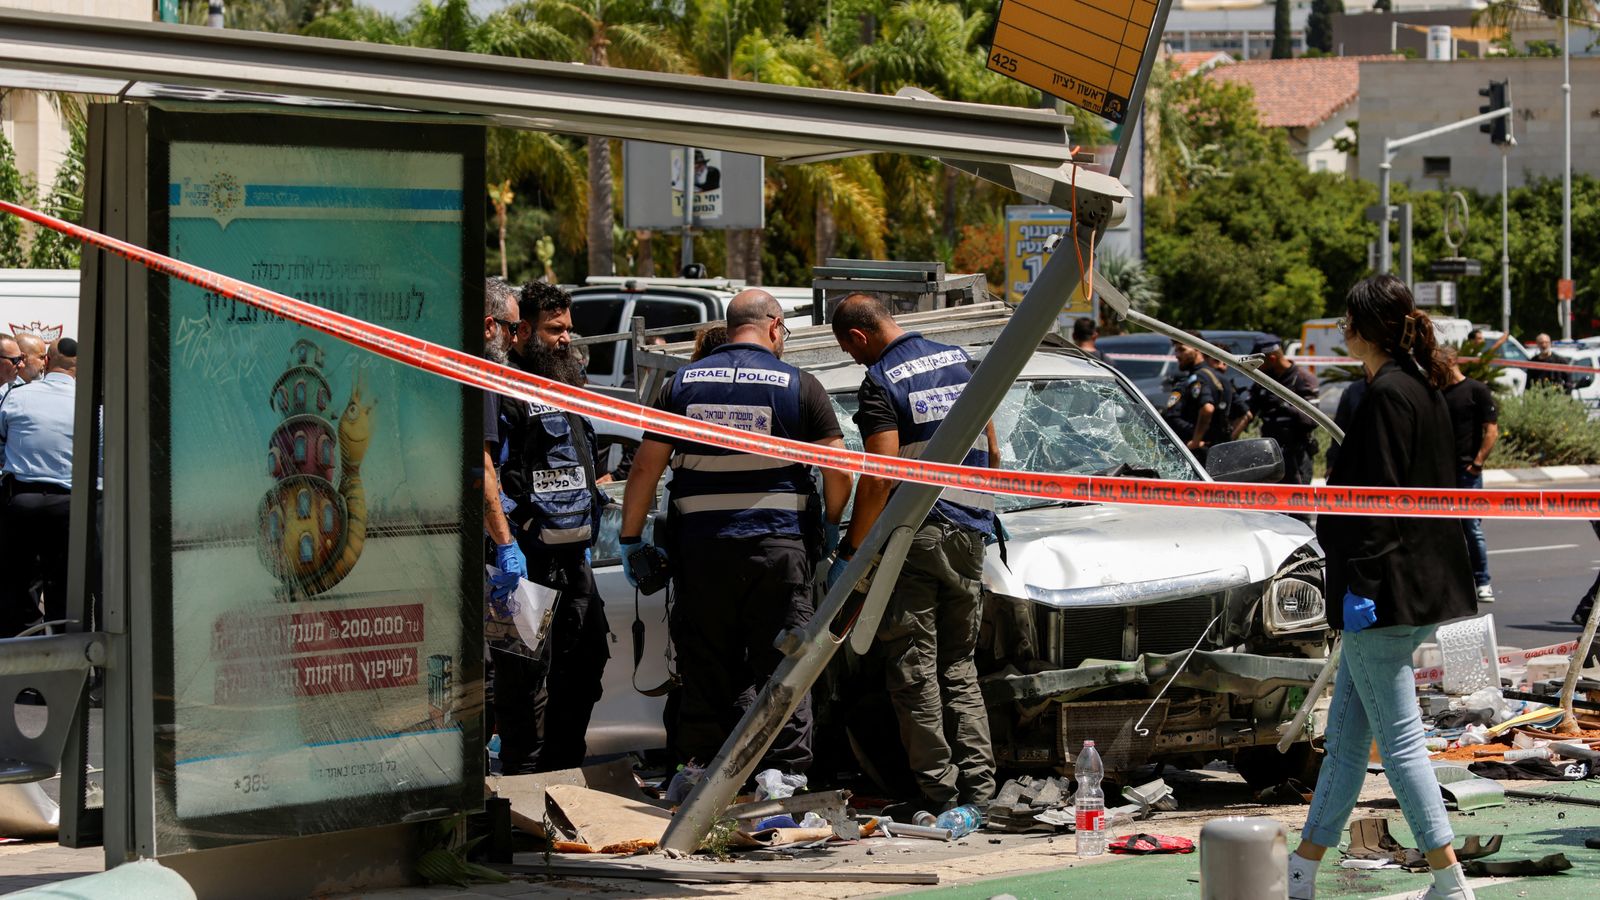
[583,322,1332,789]
[569,278,812,388]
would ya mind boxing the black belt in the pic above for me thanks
[8,480,70,497]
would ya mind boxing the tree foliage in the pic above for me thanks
[1272,0,1293,59]
[1145,64,1377,336]
[0,130,28,268]
[1307,0,1342,54]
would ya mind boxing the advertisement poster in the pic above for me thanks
[1005,204,1095,314]
[152,124,481,846]
[670,147,725,219]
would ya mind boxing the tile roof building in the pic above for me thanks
[1207,55,1394,175]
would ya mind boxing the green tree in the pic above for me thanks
[1307,0,1342,54]
[0,131,28,268]
[28,122,86,270]
[1273,0,1294,58]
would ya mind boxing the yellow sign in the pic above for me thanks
[1006,205,1091,318]
[987,0,1159,123]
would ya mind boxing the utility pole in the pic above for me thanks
[1562,0,1573,340]
[1479,79,1514,334]
[1379,101,1510,279]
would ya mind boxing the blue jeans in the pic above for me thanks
[1457,470,1490,587]
[1301,625,1454,853]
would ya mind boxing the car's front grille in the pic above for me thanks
[1137,597,1217,656]
[1053,607,1124,668]
[1050,597,1218,668]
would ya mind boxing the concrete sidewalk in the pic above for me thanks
[5,771,1596,899]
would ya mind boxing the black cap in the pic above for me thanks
[1253,336,1283,355]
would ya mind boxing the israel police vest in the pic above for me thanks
[664,343,816,541]
[865,333,996,536]
[498,397,599,549]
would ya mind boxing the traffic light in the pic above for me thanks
[1479,80,1509,145]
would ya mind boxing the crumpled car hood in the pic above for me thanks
[985,503,1317,607]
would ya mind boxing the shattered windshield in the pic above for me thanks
[832,375,1200,513]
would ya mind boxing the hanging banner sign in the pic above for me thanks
[986,0,1159,123]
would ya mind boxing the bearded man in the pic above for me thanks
[486,280,609,773]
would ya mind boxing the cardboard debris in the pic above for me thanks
[545,784,673,853]
[490,758,655,839]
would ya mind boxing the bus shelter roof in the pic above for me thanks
[0,10,1073,168]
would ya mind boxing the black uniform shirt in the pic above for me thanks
[1251,363,1320,445]
[1441,377,1497,469]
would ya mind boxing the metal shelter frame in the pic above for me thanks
[0,6,1153,887]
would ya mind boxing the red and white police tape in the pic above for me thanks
[1105,353,1600,376]
[6,197,1600,520]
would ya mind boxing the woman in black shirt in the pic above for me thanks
[1288,276,1477,900]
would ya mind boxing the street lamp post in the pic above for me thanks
[1562,0,1573,340]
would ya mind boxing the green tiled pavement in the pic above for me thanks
[901,781,1600,900]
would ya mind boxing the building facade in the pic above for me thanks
[0,1,150,193]
[1357,57,1600,194]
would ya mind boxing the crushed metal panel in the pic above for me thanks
[0,9,1074,168]
[1431,761,1506,811]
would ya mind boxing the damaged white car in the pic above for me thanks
[587,343,1331,789]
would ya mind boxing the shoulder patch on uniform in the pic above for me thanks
[1190,382,1203,398]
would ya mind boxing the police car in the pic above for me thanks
[582,312,1332,788]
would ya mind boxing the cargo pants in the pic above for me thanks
[878,521,996,807]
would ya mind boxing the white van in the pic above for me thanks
[0,269,79,342]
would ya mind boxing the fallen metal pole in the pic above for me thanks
[660,207,1114,853]
[1096,284,1343,445]
[1558,577,1600,733]
[1278,640,1339,754]
[496,861,940,885]
[1504,789,1600,808]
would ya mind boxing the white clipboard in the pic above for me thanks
[486,565,559,654]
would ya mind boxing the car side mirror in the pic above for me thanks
[1205,438,1285,484]
[1576,374,1595,390]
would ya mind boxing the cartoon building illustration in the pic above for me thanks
[257,338,374,599]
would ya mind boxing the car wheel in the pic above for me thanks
[1233,742,1323,791]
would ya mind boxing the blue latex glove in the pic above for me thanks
[584,546,592,566]
[826,555,850,591]
[1342,590,1378,633]
[621,538,665,589]
[824,522,841,556]
[490,541,526,601]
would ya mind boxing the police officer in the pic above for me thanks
[1163,337,1231,462]
[1234,337,1320,486]
[620,290,849,775]
[489,280,610,773]
[0,338,77,636]
[828,292,999,812]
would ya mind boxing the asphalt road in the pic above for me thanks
[1478,478,1600,649]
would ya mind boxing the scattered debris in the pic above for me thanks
[1453,835,1503,861]
[1344,817,1428,873]
[496,859,939,885]
[544,784,673,852]
[1462,853,1573,877]
[1254,778,1313,805]
[1107,833,1194,855]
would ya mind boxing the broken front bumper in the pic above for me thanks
[984,649,1329,704]
[984,650,1331,770]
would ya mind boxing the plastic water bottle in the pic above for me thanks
[1074,740,1107,857]
[935,804,982,839]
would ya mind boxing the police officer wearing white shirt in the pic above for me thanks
[620,290,849,775]
[0,338,78,636]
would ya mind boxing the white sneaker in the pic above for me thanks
[1476,584,1495,602]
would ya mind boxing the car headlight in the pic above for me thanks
[1264,577,1326,635]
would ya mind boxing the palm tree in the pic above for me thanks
[486,1,689,278]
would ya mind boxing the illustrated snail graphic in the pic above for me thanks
[257,338,375,599]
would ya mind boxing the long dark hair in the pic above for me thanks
[1344,274,1451,390]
